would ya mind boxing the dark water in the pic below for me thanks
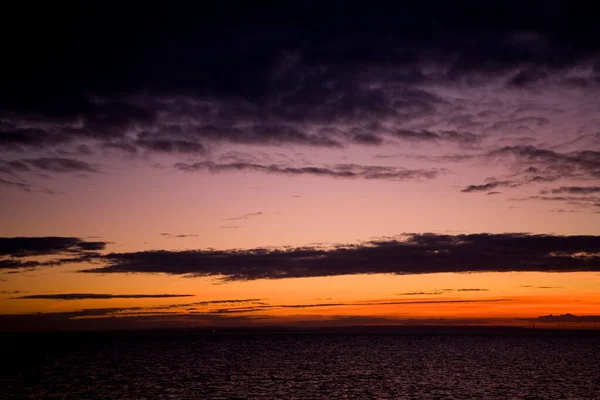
[2,330,599,399]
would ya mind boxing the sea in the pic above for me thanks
[2,328,599,399]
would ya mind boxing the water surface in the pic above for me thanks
[2,330,599,399]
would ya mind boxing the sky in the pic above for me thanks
[1,1,600,331]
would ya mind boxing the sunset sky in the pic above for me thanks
[1,2,600,331]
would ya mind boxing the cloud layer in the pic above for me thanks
[2,2,599,196]
[4,233,600,279]
[75,233,600,281]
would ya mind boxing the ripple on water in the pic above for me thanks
[1,332,599,399]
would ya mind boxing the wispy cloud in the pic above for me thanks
[518,285,564,289]
[0,158,100,174]
[509,195,600,211]
[0,178,32,192]
[158,233,198,239]
[397,288,489,295]
[544,186,600,195]
[175,161,443,182]
[394,129,481,145]
[13,293,196,300]
[461,180,519,193]
[397,291,445,296]
[487,146,600,182]
[223,212,264,221]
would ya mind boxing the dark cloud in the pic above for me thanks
[519,285,563,289]
[6,2,600,107]
[532,313,600,323]
[0,237,107,270]
[545,186,600,195]
[208,306,272,314]
[461,180,518,193]
[80,233,600,281]
[13,293,195,300]
[223,212,264,221]
[2,2,598,159]
[175,161,442,181]
[0,259,59,270]
[0,237,106,258]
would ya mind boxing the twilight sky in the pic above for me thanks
[1,1,600,331]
